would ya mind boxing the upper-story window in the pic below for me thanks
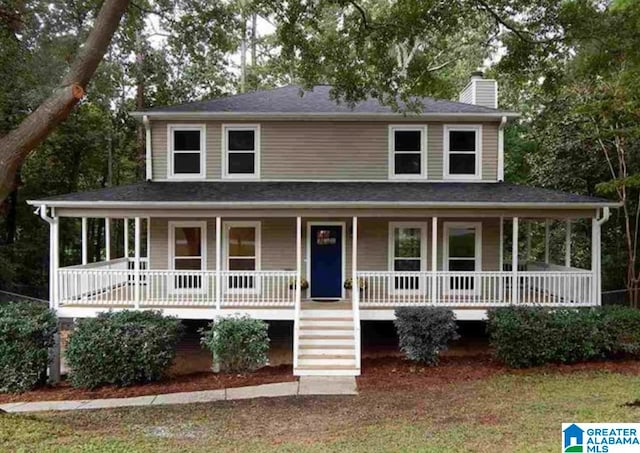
[223,124,260,179]
[168,124,206,179]
[444,125,482,180]
[389,125,427,179]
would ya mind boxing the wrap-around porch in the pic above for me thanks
[49,211,606,318]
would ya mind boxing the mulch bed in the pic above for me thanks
[357,355,640,391]
[0,365,294,404]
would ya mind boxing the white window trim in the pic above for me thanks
[222,124,261,180]
[442,221,482,295]
[306,221,346,300]
[443,124,482,181]
[167,124,206,180]
[388,221,428,294]
[223,220,261,294]
[168,220,208,294]
[388,125,428,180]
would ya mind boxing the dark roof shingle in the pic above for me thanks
[33,181,613,207]
[143,85,513,115]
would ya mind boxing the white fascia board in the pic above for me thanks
[27,199,621,210]
[129,111,521,121]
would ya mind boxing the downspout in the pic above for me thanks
[594,207,611,306]
[497,115,507,182]
[143,115,152,181]
[36,204,61,383]
[36,205,55,310]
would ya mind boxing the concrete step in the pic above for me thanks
[299,330,354,337]
[298,354,356,360]
[298,358,357,367]
[298,336,354,347]
[299,320,353,328]
[299,316,353,322]
[300,309,352,318]
[294,365,361,376]
[297,347,355,355]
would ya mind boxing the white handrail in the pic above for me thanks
[57,268,297,308]
[356,270,595,307]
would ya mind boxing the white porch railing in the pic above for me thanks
[57,263,296,308]
[357,270,595,307]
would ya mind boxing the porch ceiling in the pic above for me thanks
[29,181,616,210]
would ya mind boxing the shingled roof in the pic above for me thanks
[137,85,516,116]
[30,181,615,208]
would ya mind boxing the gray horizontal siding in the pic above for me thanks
[148,217,500,274]
[150,120,501,182]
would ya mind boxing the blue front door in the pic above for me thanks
[310,225,343,299]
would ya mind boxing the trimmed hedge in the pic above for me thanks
[394,307,459,365]
[487,306,640,368]
[0,301,57,393]
[65,311,183,389]
[200,316,269,373]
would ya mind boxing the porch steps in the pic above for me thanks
[294,305,360,376]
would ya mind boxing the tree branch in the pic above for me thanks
[0,0,130,202]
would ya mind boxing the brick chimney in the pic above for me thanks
[458,71,498,109]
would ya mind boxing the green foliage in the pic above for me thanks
[488,306,640,368]
[200,316,270,373]
[0,301,57,393]
[65,311,183,389]
[393,307,459,365]
[602,305,640,355]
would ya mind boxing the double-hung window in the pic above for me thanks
[223,125,260,178]
[444,125,482,179]
[389,126,426,178]
[168,125,205,178]
[389,222,426,291]
[224,221,261,291]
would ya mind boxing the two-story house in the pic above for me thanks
[29,74,616,376]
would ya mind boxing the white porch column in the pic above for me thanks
[296,217,302,304]
[48,210,59,310]
[293,216,302,370]
[352,216,360,370]
[123,218,129,258]
[525,221,532,266]
[431,217,438,305]
[544,220,550,264]
[215,217,222,311]
[592,217,601,305]
[81,217,88,265]
[512,217,519,304]
[104,218,111,261]
[499,216,504,302]
[49,208,61,384]
[134,217,141,308]
[565,220,572,267]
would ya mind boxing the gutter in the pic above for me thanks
[26,200,621,210]
[129,111,521,121]
[497,116,507,181]
[143,115,152,181]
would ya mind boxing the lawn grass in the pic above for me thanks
[1,369,639,452]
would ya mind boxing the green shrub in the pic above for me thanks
[487,307,557,368]
[65,311,183,389]
[601,305,640,355]
[200,316,270,373]
[393,307,459,365]
[487,306,640,368]
[0,301,57,393]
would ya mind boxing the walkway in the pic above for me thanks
[0,376,357,413]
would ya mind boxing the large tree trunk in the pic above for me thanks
[0,0,130,202]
